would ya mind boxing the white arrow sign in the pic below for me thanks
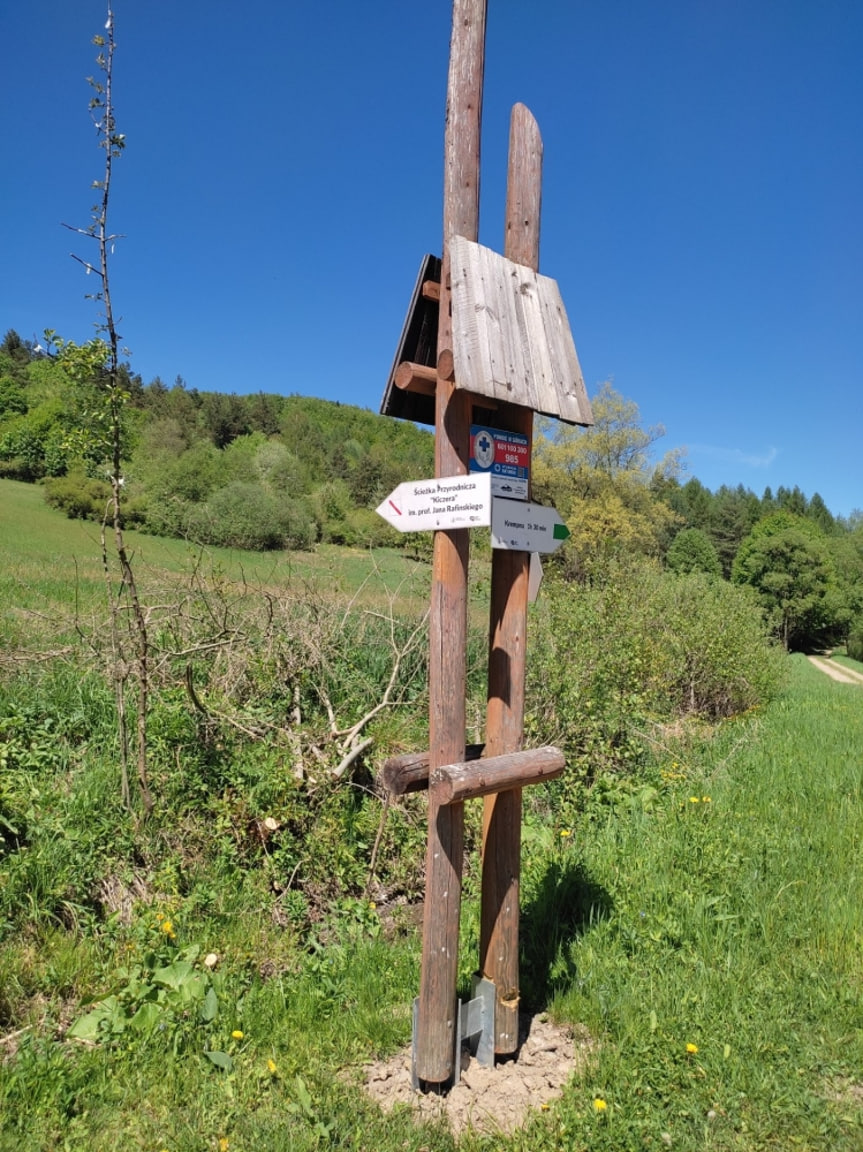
[491,498,571,554]
[376,473,492,533]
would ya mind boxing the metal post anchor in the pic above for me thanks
[411,975,496,1090]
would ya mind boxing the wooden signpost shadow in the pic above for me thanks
[379,0,592,1088]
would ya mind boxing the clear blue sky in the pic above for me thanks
[3,1,861,516]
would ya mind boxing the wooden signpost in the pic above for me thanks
[379,0,593,1087]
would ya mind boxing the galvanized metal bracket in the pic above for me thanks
[411,975,496,1091]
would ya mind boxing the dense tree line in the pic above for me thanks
[2,326,861,652]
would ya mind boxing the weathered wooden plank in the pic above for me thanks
[381,743,485,796]
[539,279,592,421]
[449,237,593,426]
[450,235,489,405]
[504,104,543,268]
[486,239,522,406]
[499,105,542,411]
[517,266,558,418]
[417,0,486,1088]
[433,746,565,805]
[481,101,542,1057]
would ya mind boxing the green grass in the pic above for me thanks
[0,477,431,651]
[2,658,862,1148]
[0,476,428,591]
[529,654,863,1150]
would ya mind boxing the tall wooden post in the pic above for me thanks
[416,0,487,1086]
[480,103,543,1055]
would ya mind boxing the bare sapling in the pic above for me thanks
[50,4,153,816]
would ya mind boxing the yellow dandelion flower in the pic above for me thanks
[686,1042,698,1054]
[160,919,175,938]
[593,1097,607,1112]
[689,797,700,804]
[219,1139,230,1152]
[231,1029,244,1040]
[702,796,711,803]
[267,1058,278,1074]
[560,829,572,837]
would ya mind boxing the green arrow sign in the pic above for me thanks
[491,498,570,554]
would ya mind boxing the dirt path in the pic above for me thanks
[807,655,863,685]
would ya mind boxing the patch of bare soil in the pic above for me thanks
[825,1077,863,1110]
[362,1013,592,1136]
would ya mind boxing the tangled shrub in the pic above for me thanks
[527,560,786,780]
[644,569,786,716]
[43,470,111,520]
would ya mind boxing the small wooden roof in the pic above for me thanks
[380,254,440,426]
[380,242,593,428]
[450,235,592,425]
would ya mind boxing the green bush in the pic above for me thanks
[646,569,786,717]
[527,560,786,784]
[188,481,314,551]
[0,376,28,417]
[161,441,222,503]
[311,479,354,544]
[43,470,111,520]
[0,400,69,480]
[341,507,401,549]
[253,439,308,497]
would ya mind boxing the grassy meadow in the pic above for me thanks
[1,480,863,1150]
[0,477,430,605]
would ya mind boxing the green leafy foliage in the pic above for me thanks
[66,935,222,1051]
[534,384,683,577]
[846,620,863,662]
[732,511,846,650]
[666,526,722,577]
[42,469,112,521]
[527,560,785,792]
[0,399,69,480]
[0,377,27,417]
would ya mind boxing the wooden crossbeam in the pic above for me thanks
[381,743,485,796]
[394,359,499,408]
[394,361,437,395]
[432,746,564,805]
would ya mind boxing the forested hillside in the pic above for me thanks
[0,329,433,552]
[2,327,862,653]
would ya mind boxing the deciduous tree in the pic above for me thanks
[732,512,843,650]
